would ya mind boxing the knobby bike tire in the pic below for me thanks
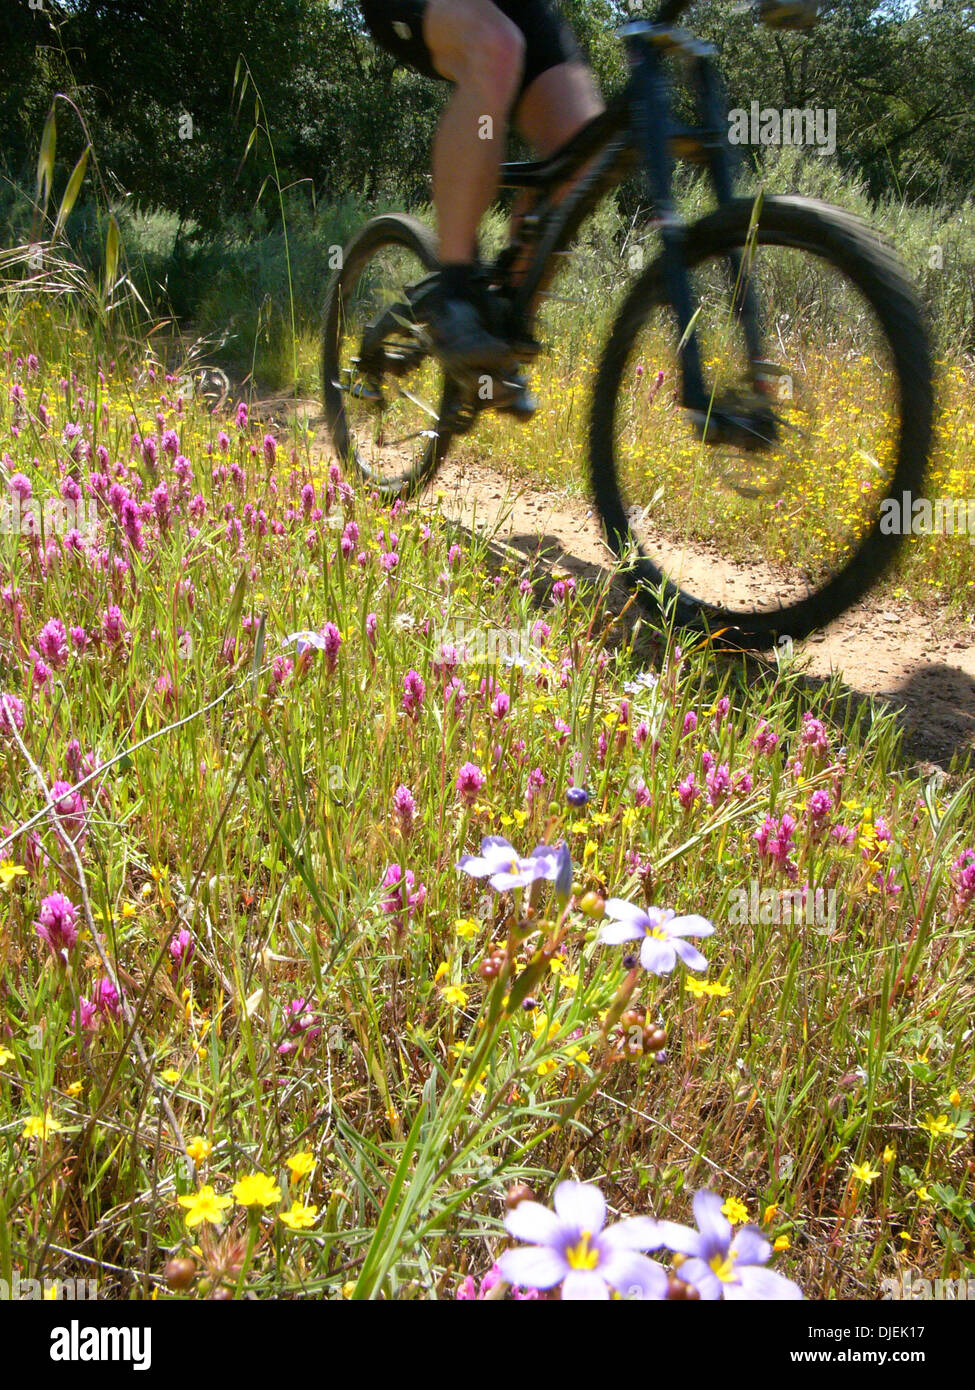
[589,195,934,649]
[322,213,452,497]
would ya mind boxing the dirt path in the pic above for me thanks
[267,395,975,769]
[433,453,975,769]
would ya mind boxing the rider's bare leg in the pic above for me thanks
[507,61,605,286]
[424,0,526,266]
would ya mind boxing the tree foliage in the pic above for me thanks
[1,0,973,231]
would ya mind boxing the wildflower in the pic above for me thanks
[170,928,195,967]
[919,1114,952,1139]
[653,1190,802,1300]
[498,1181,667,1300]
[721,1197,749,1225]
[682,711,698,736]
[676,773,699,810]
[0,693,25,737]
[950,849,975,915]
[263,433,276,468]
[441,985,469,1009]
[754,813,797,876]
[186,1137,213,1166]
[597,900,713,976]
[35,891,79,956]
[401,669,426,718]
[22,1111,64,1142]
[36,618,69,669]
[705,762,731,807]
[0,1046,14,1067]
[321,622,341,674]
[751,721,778,755]
[391,784,417,838]
[457,836,560,892]
[0,860,27,890]
[380,864,426,916]
[456,1263,538,1300]
[177,1185,233,1229]
[286,1152,315,1181]
[279,1200,319,1230]
[233,1172,282,1208]
[850,1161,881,1185]
[94,977,121,1017]
[800,713,829,758]
[455,761,486,806]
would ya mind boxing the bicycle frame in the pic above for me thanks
[494,1,764,414]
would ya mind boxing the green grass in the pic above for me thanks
[0,293,973,1301]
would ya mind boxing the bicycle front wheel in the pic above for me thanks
[589,195,934,647]
[323,213,452,497]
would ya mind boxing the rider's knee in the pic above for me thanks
[463,15,526,110]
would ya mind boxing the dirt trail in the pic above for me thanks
[269,396,975,768]
[434,454,975,769]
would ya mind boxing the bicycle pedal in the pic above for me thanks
[349,380,384,403]
[689,406,775,451]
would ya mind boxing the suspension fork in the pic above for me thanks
[627,37,707,409]
[693,54,764,364]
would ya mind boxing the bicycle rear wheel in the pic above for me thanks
[323,214,453,497]
[589,195,933,648]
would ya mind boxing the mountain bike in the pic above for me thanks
[322,0,933,648]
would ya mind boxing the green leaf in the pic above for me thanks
[104,213,120,291]
[52,145,90,242]
[36,108,56,210]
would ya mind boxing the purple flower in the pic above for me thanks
[35,891,79,956]
[321,621,341,674]
[751,721,779,756]
[94,976,122,1017]
[391,784,417,838]
[951,849,975,914]
[457,836,559,892]
[380,864,426,917]
[566,786,589,808]
[170,928,195,967]
[402,669,425,719]
[0,693,25,737]
[597,900,713,975]
[677,773,700,809]
[455,761,485,806]
[498,1181,667,1301]
[755,813,797,875]
[705,762,731,807]
[37,618,69,669]
[801,713,829,758]
[652,1190,803,1300]
[263,433,276,468]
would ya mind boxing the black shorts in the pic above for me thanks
[359,1,581,95]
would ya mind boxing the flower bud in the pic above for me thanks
[578,891,605,919]
[505,1183,535,1210]
[164,1257,197,1291]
